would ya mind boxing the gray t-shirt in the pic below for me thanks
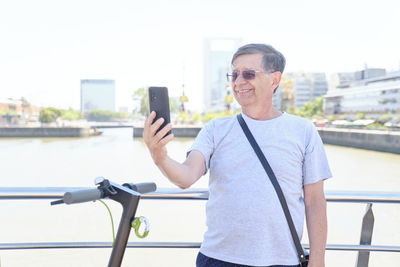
[188,112,332,266]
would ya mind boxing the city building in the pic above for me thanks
[0,98,40,124]
[354,68,386,82]
[273,72,328,110]
[0,98,23,114]
[328,72,355,91]
[80,79,116,113]
[329,68,387,90]
[203,38,242,110]
[324,71,400,115]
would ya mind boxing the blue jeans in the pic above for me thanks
[196,252,299,267]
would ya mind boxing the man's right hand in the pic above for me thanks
[143,111,174,166]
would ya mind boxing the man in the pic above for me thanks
[143,44,332,267]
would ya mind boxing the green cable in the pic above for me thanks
[98,199,115,246]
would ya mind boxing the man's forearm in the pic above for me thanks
[305,195,327,267]
[157,157,196,189]
[156,150,206,189]
[304,180,327,267]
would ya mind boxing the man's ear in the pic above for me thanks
[271,72,282,89]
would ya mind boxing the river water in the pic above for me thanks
[0,128,399,267]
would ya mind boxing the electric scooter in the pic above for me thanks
[51,177,157,267]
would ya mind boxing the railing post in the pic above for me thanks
[356,203,374,267]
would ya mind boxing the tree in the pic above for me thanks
[40,107,83,123]
[85,110,130,122]
[132,87,149,116]
[377,113,392,124]
[47,107,63,118]
[86,110,114,121]
[61,109,83,120]
[285,105,297,115]
[355,113,365,120]
[296,97,324,119]
[39,107,60,123]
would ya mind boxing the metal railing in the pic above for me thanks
[1,188,400,266]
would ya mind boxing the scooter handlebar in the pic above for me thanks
[51,181,156,206]
[123,182,157,194]
[63,188,103,204]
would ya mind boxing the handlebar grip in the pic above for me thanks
[63,188,103,204]
[123,182,157,194]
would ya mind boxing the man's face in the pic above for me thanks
[231,53,279,111]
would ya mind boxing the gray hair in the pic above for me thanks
[231,43,286,74]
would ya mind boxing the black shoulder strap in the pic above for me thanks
[237,114,307,264]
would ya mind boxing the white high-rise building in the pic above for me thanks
[203,38,242,110]
[80,79,116,113]
[272,73,328,111]
[288,72,328,109]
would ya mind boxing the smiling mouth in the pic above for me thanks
[236,89,253,94]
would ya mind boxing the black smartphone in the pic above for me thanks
[148,86,171,136]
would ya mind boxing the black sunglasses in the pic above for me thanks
[226,69,266,82]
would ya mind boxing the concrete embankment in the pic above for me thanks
[0,127,101,137]
[134,126,400,154]
[133,126,201,138]
[317,127,400,154]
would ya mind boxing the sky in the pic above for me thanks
[1,0,399,111]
